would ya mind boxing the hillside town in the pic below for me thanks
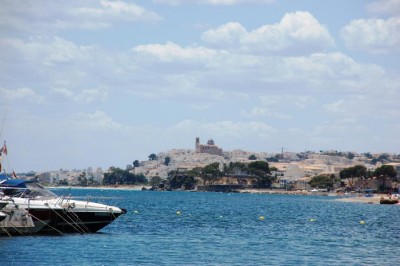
[23,138,400,193]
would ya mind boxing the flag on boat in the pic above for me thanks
[12,171,17,179]
[0,142,7,155]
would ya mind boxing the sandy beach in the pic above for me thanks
[334,194,400,204]
[334,195,382,204]
[232,189,399,205]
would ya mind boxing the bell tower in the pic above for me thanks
[195,137,200,152]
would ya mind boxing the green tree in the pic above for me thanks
[364,152,373,159]
[270,166,278,172]
[58,179,69,186]
[77,172,87,187]
[201,162,223,185]
[377,154,390,162]
[87,176,98,186]
[340,165,367,179]
[167,170,197,190]
[266,156,279,162]
[224,162,246,175]
[248,154,257,160]
[186,167,201,178]
[248,161,274,188]
[148,154,157,161]
[248,161,270,172]
[309,174,337,189]
[339,165,367,190]
[373,165,398,192]
[373,165,397,179]
[370,154,391,165]
[103,167,148,185]
[164,156,171,166]
[133,160,140,167]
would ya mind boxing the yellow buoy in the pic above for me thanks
[176,211,181,215]
[360,220,365,224]
[309,218,316,222]
[259,216,265,221]
[134,210,139,214]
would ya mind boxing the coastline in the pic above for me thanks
[46,186,398,205]
[47,185,152,190]
[333,195,384,204]
[332,192,400,204]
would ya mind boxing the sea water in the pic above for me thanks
[1,189,399,265]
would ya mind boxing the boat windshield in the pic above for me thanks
[0,182,57,199]
[24,182,58,198]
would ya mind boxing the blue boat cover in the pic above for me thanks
[0,173,12,181]
[0,179,27,187]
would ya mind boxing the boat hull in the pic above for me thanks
[36,209,124,234]
[380,199,399,204]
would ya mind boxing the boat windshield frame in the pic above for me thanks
[0,181,58,199]
[25,182,58,198]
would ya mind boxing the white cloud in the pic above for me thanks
[0,87,45,103]
[322,89,400,120]
[154,0,274,5]
[241,95,289,119]
[0,0,160,34]
[240,95,315,119]
[52,88,75,98]
[132,38,387,96]
[294,96,316,109]
[77,88,108,103]
[309,118,364,147]
[0,36,118,104]
[367,0,400,16]
[0,37,93,66]
[133,42,218,62]
[202,12,334,54]
[341,17,400,53]
[74,0,161,23]
[52,87,108,103]
[1,34,393,107]
[171,119,277,139]
[323,100,346,113]
[202,22,246,47]
[279,52,387,91]
[241,107,291,120]
[190,104,211,110]
[77,111,122,130]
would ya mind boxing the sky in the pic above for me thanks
[0,0,399,172]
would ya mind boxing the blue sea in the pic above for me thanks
[1,189,399,265]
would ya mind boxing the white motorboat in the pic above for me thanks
[0,179,126,235]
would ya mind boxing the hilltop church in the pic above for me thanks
[195,137,223,156]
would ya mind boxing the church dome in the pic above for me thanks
[207,139,215,145]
